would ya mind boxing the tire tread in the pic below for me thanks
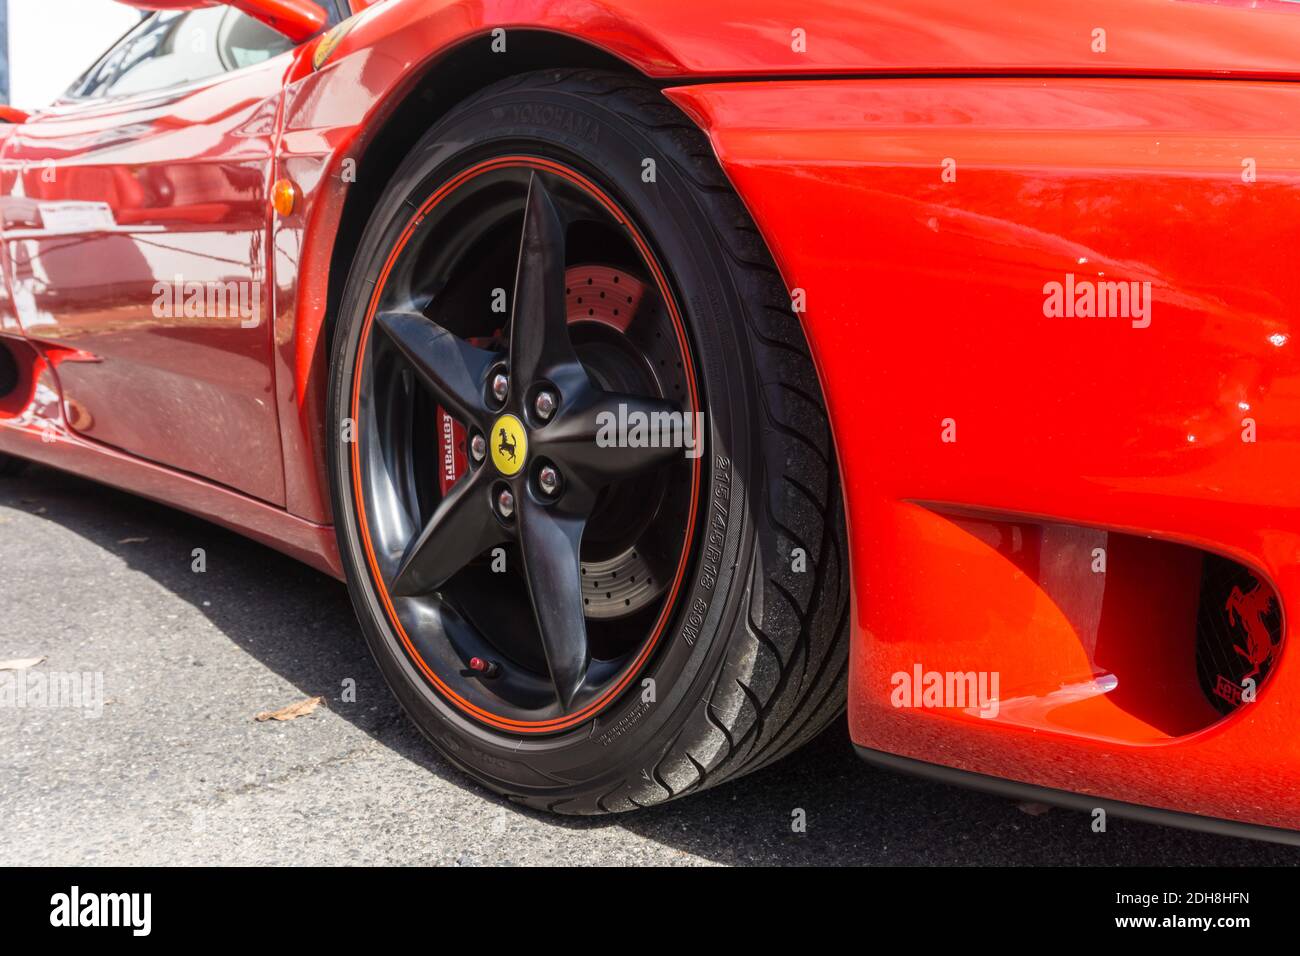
[477,70,852,813]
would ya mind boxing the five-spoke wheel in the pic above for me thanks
[330,71,845,812]
[350,161,701,727]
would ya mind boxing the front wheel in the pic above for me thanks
[327,70,848,812]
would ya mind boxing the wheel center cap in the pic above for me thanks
[491,413,527,476]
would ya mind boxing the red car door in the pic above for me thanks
[0,8,297,504]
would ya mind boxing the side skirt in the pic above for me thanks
[855,744,1300,847]
[0,422,343,579]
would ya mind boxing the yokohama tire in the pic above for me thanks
[327,69,849,812]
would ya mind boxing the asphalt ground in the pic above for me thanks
[3,463,1298,866]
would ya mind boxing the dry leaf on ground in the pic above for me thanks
[255,696,323,722]
[0,657,45,671]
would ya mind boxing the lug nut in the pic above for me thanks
[470,433,486,462]
[538,464,561,496]
[534,390,557,421]
[496,488,515,518]
[491,372,509,403]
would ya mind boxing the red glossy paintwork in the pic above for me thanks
[0,377,341,575]
[2,0,1300,830]
[267,0,1300,526]
[319,0,1300,80]
[0,48,300,504]
[669,76,1300,828]
[219,0,327,41]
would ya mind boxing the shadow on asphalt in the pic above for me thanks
[6,463,1300,865]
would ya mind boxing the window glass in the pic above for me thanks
[66,14,169,100]
[103,8,228,97]
[220,12,295,70]
[66,9,294,101]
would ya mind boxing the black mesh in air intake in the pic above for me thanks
[1196,553,1282,715]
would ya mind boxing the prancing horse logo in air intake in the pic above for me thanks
[1225,582,1278,681]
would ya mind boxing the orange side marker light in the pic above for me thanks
[272,178,298,217]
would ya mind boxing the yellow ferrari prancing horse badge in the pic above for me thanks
[491,414,526,476]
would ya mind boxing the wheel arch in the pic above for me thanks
[323,33,644,355]
[279,29,663,524]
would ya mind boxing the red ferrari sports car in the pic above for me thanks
[1,0,1299,841]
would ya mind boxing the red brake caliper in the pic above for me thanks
[434,405,468,496]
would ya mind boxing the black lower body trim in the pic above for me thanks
[855,744,1300,847]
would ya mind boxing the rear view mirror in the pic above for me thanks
[115,0,327,43]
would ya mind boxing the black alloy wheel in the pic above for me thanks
[353,162,701,729]
[329,70,849,813]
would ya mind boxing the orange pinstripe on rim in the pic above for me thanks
[350,156,702,733]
